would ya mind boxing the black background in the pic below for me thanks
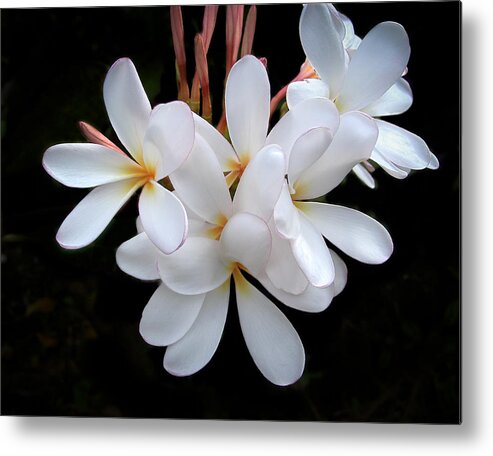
[1,2,460,422]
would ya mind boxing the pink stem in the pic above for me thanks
[269,61,316,117]
[194,34,212,122]
[240,5,257,57]
[79,121,125,155]
[170,6,190,102]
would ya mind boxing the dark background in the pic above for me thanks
[1,2,460,422]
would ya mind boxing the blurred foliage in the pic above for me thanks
[1,3,460,422]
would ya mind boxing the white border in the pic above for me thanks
[2,0,491,455]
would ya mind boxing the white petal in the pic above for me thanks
[226,55,270,161]
[291,212,335,288]
[43,143,144,188]
[288,127,333,188]
[142,101,194,180]
[330,249,348,296]
[374,119,431,170]
[339,11,362,50]
[300,3,347,96]
[103,58,151,163]
[266,97,339,155]
[295,111,378,200]
[136,216,144,233]
[286,79,330,109]
[56,178,143,249]
[193,113,239,171]
[352,163,376,189]
[298,202,393,264]
[232,144,285,221]
[157,237,231,295]
[259,274,334,313]
[337,22,410,112]
[274,182,301,240]
[116,232,160,281]
[363,78,413,117]
[138,181,188,255]
[427,152,440,170]
[371,148,410,179]
[235,272,305,386]
[266,222,309,295]
[170,134,233,225]
[219,212,271,275]
[139,283,205,347]
[164,282,230,376]
[326,4,346,39]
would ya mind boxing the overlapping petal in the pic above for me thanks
[164,282,230,376]
[235,272,305,386]
[330,249,348,296]
[373,119,432,169]
[260,274,334,313]
[273,182,301,240]
[266,97,339,155]
[103,58,151,163]
[352,163,376,189]
[157,237,231,295]
[286,79,330,109]
[116,232,160,281]
[171,134,233,225]
[266,221,309,295]
[287,127,333,187]
[232,144,285,221]
[300,3,347,96]
[295,111,378,199]
[371,149,410,179]
[219,212,271,275]
[363,78,413,117]
[139,181,188,254]
[142,101,194,180]
[291,212,335,288]
[139,283,205,347]
[337,22,410,112]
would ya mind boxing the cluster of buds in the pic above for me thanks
[42,4,437,386]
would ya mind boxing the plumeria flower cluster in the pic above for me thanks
[42,4,436,386]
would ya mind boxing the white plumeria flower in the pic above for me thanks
[200,54,340,186]
[287,3,438,188]
[42,58,194,253]
[267,111,394,294]
[116,139,346,386]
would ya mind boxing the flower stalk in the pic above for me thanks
[170,6,190,103]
